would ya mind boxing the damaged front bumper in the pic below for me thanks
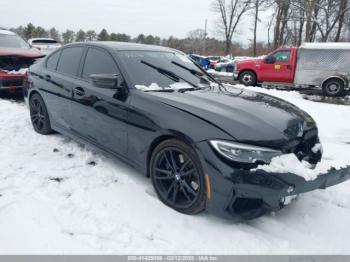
[227,167,350,220]
[196,141,350,221]
[0,71,26,93]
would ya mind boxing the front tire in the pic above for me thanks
[239,70,257,86]
[29,93,53,135]
[150,139,207,215]
[322,78,345,97]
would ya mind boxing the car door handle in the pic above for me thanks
[286,65,292,70]
[45,74,51,80]
[74,87,85,96]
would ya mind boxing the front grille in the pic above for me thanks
[0,56,34,71]
[0,78,23,87]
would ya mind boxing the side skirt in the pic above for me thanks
[51,124,146,176]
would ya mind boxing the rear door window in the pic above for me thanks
[57,46,84,76]
[46,50,61,71]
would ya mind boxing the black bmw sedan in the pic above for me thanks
[24,42,350,220]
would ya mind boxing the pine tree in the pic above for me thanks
[75,29,86,42]
[98,29,109,41]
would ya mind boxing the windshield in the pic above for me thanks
[0,34,30,49]
[118,50,213,91]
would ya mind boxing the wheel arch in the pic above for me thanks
[321,75,348,90]
[28,89,41,101]
[238,69,258,82]
[146,132,197,178]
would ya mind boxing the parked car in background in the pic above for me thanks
[24,42,350,220]
[0,29,44,93]
[207,56,221,69]
[215,60,235,73]
[28,38,61,55]
[215,56,257,73]
[207,56,221,62]
[189,54,210,70]
[235,43,350,97]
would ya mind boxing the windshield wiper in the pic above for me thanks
[141,60,198,90]
[183,59,228,92]
[171,60,213,87]
[171,61,204,78]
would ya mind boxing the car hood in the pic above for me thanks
[0,47,44,58]
[236,58,263,66]
[149,87,315,149]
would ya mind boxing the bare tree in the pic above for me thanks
[290,0,350,42]
[212,0,252,54]
[314,0,350,42]
[187,29,206,54]
[251,0,272,56]
[266,13,275,48]
[273,0,290,48]
[304,0,316,41]
[344,0,350,41]
[334,0,348,41]
[290,0,306,45]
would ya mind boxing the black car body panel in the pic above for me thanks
[24,42,350,220]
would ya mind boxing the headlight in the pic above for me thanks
[209,140,282,164]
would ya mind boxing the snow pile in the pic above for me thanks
[135,83,164,91]
[254,142,345,182]
[3,68,28,75]
[135,82,196,91]
[256,154,320,181]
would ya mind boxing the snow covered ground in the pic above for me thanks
[1,86,350,255]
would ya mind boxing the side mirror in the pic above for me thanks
[89,74,120,89]
[265,56,276,64]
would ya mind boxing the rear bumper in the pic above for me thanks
[196,141,350,220]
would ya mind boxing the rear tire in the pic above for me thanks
[322,78,345,97]
[150,139,207,215]
[239,71,257,86]
[29,93,53,135]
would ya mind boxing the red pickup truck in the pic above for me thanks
[234,44,350,97]
[0,29,44,95]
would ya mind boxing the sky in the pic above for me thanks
[0,0,271,45]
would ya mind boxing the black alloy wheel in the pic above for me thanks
[29,94,53,135]
[150,140,207,214]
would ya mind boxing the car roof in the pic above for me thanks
[65,41,181,53]
[0,29,16,36]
